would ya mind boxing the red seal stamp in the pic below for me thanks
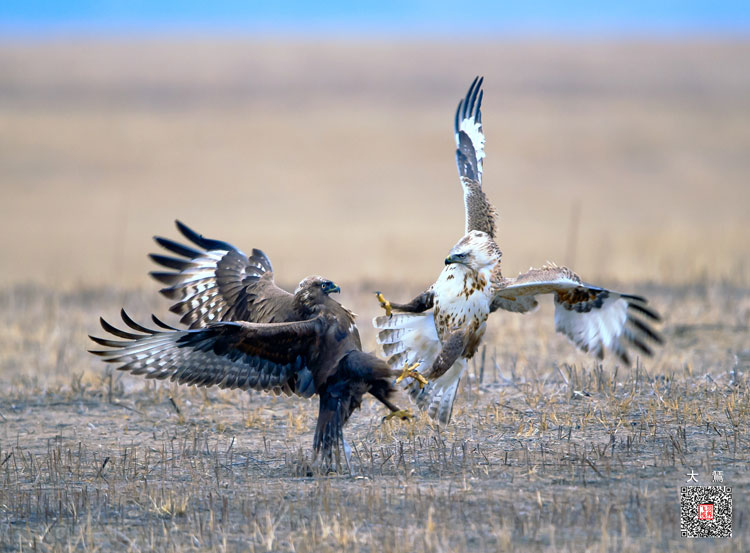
[699,504,714,521]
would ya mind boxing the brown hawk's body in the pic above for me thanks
[91,221,410,470]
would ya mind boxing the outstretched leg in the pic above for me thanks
[375,289,434,317]
[369,375,414,421]
[395,361,427,388]
[425,331,465,380]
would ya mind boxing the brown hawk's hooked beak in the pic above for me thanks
[322,281,341,294]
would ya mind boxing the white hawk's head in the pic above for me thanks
[444,230,502,271]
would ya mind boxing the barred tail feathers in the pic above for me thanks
[373,312,463,424]
[409,359,466,425]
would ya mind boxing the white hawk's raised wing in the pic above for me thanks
[454,76,497,238]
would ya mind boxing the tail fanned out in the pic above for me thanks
[409,359,466,425]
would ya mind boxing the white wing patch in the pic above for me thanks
[554,295,629,359]
[373,312,441,370]
[457,117,485,180]
[455,76,486,185]
[492,269,663,365]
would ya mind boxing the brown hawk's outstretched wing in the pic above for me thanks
[491,266,663,365]
[89,309,320,397]
[149,220,295,328]
[455,76,497,238]
[90,310,402,465]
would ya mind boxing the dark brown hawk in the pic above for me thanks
[90,221,415,470]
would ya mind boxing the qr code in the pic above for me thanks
[681,486,732,538]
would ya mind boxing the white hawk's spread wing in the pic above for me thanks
[455,76,485,185]
[491,266,663,365]
[454,76,497,238]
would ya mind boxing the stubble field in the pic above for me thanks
[0,37,748,552]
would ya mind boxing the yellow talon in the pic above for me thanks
[383,409,413,422]
[375,291,392,317]
[395,362,428,389]
[395,361,419,384]
[413,372,428,389]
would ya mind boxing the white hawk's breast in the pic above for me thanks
[432,265,492,344]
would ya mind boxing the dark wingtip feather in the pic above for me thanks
[628,317,664,345]
[455,76,484,138]
[454,99,462,135]
[621,293,648,303]
[121,309,159,335]
[168,303,186,315]
[629,335,654,357]
[175,219,199,242]
[158,286,181,300]
[459,78,471,123]
[627,301,661,322]
[89,335,126,348]
[152,314,179,330]
[150,271,182,285]
[467,76,483,119]
[99,317,140,340]
[471,77,484,118]
[149,253,193,271]
[462,78,474,120]
[153,236,202,259]
[176,220,239,253]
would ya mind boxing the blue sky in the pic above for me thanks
[1,1,749,36]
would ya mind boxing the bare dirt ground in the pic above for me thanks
[0,37,749,552]
[0,282,748,552]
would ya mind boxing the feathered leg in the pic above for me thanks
[375,290,434,317]
[399,331,468,425]
[425,331,464,380]
[338,350,419,421]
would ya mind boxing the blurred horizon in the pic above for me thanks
[0,4,748,290]
[2,1,749,38]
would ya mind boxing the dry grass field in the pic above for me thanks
[0,37,749,552]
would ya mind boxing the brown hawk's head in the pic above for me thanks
[294,275,341,308]
[444,230,502,271]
